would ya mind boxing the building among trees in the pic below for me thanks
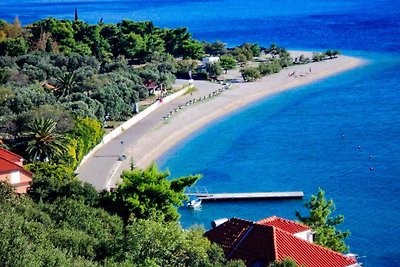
[205,216,360,267]
[0,148,32,193]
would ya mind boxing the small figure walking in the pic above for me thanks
[309,67,312,72]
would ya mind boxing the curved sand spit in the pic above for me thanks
[77,52,366,189]
[113,54,365,185]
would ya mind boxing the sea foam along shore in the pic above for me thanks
[114,52,366,183]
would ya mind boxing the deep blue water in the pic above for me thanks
[2,1,400,266]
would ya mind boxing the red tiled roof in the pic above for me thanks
[205,218,357,267]
[0,148,23,162]
[0,158,32,177]
[205,218,253,253]
[0,157,22,172]
[257,216,310,234]
[274,227,357,267]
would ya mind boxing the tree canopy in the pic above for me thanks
[0,168,243,267]
[269,258,303,267]
[295,188,351,253]
[100,162,201,222]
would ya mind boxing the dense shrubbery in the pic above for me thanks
[0,162,245,266]
[0,18,191,165]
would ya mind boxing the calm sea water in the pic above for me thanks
[2,1,400,266]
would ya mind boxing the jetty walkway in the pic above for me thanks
[186,187,304,202]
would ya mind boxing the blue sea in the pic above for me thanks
[2,1,400,266]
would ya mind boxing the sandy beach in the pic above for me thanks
[110,53,365,183]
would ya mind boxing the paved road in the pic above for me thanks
[78,80,222,190]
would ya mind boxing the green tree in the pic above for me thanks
[251,43,261,57]
[0,37,28,56]
[203,40,227,56]
[241,67,261,82]
[100,162,201,222]
[122,32,145,59]
[220,55,237,73]
[206,62,223,79]
[325,49,335,59]
[24,118,68,162]
[269,258,302,267]
[175,59,198,79]
[55,71,78,99]
[312,52,325,62]
[66,117,104,166]
[121,219,245,267]
[28,169,99,206]
[295,188,351,253]
[182,39,205,59]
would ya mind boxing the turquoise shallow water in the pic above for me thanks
[159,52,400,266]
[2,1,400,265]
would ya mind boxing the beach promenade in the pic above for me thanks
[78,53,365,190]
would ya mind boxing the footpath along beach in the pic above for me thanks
[78,52,365,189]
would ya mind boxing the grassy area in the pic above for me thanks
[184,86,198,95]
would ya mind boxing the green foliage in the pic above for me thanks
[206,62,223,78]
[231,43,256,64]
[175,59,198,78]
[119,219,243,267]
[181,39,205,59]
[0,37,28,56]
[55,71,79,99]
[26,161,74,180]
[0,176,238,267]
[203,40,227,56]
[29,174,99,206]
[26,162,99,206]
[295,188,351,253]
[0,184,97,266]
[250,43,261,57]
[100,162,201,222]
[241,67,261,82]
[258,60,282,76]
[269,258,302,267]
[24,117,68,162]
[220,55,237,72]
[28,104,75,132]
[325,49,341,59]
[312,52,325,62]
[63,117,103,168]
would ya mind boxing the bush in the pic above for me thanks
[241,67,261,82]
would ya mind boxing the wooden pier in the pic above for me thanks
[186,187,303,202]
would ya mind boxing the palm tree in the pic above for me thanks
[55,71,78,99]
[25,118,67,162]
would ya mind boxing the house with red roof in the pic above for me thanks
[0,148,32,193]
[257,216,314,243]
[205,216,361,267]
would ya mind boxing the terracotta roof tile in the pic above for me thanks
[0,148,23,162]
[228,224,276,265]
[0,158,32,177]
[0,157,22,172]
[204,218,253,254]
[274,227,357,267]
[205,217,357,267]
[257,216,310,234]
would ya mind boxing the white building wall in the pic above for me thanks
[294,230,314,243]
[10,171,20,184]
[202,56,220,65]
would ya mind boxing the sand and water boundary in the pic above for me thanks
[117,54,366,177]
[77,51,366,189]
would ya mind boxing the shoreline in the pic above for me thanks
[111,54,366,185]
